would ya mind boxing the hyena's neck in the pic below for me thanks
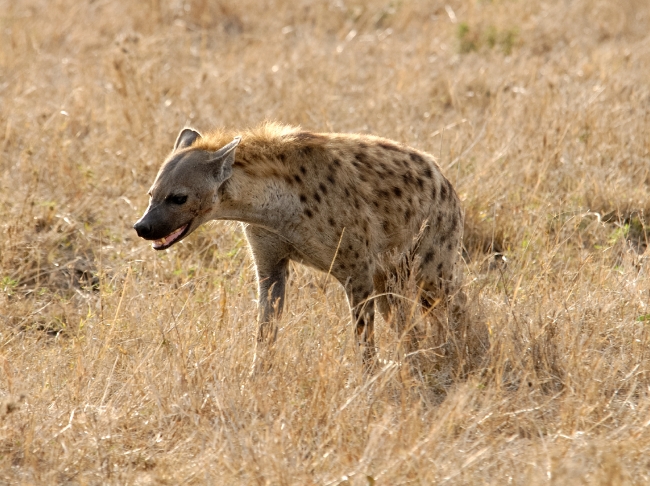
[211,167,300,236]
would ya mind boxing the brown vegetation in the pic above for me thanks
[1,0,650,483]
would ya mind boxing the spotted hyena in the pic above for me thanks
[133,123,464,368]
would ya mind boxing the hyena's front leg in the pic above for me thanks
[244,226,291,342]
[256,261,289,341]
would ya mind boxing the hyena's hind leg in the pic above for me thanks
[419,252,466,315]
[374,264,422,358]
[244,225,292,342]
[417,245,470,370]
[411,227,463,357]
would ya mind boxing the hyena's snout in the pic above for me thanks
[133,217,154,239]
[133,206,165,239]
[133,208,191,251]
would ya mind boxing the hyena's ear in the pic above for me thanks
[174,128,202,151]
[208,136,241,182]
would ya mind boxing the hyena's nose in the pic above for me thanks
[133,220,152,239]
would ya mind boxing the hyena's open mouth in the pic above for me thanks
[152,223,190,250]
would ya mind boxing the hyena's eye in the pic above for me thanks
[166,194,188,205]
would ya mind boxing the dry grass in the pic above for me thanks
[1,0,650,483]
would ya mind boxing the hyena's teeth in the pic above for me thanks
[152,224,188,249]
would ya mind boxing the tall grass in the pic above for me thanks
[1,0,650,483]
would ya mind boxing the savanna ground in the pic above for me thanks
[1,0,650,484]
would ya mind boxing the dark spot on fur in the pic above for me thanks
[404,208,411,221]
[431,185,437,200]
[300,165,307,175]
[339,262,346,270]
[278,153,286,162]
[355,152,368,164]
[299,194,307,203]
[402,172,413,186]
[328,217,336,227]
[314,191,321,203]
[423,166,433,178]
[450,214,458,232]
[392,186,402,198]
[382,220,391,232]
[304,208,313,218]
[359,174,367,183]
[319,183,328,195]
[354,251,360,259]
[424,251,434,264]
[285,175,294,186]
[447,242,453,251]
[327,174,335,185]
[436,214,443,226]
[333,158,341,167]
[440,180,448,200]
[379,142,402,152]
[354,198,360,210]
[344,187,350,197]
[416,178,424,189]
[294,174,302,184]
[373,201,379,209]
[409,152,425,165]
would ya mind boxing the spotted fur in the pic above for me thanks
[134,123,464,368]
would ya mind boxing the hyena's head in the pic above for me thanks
[133,128,240,250]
